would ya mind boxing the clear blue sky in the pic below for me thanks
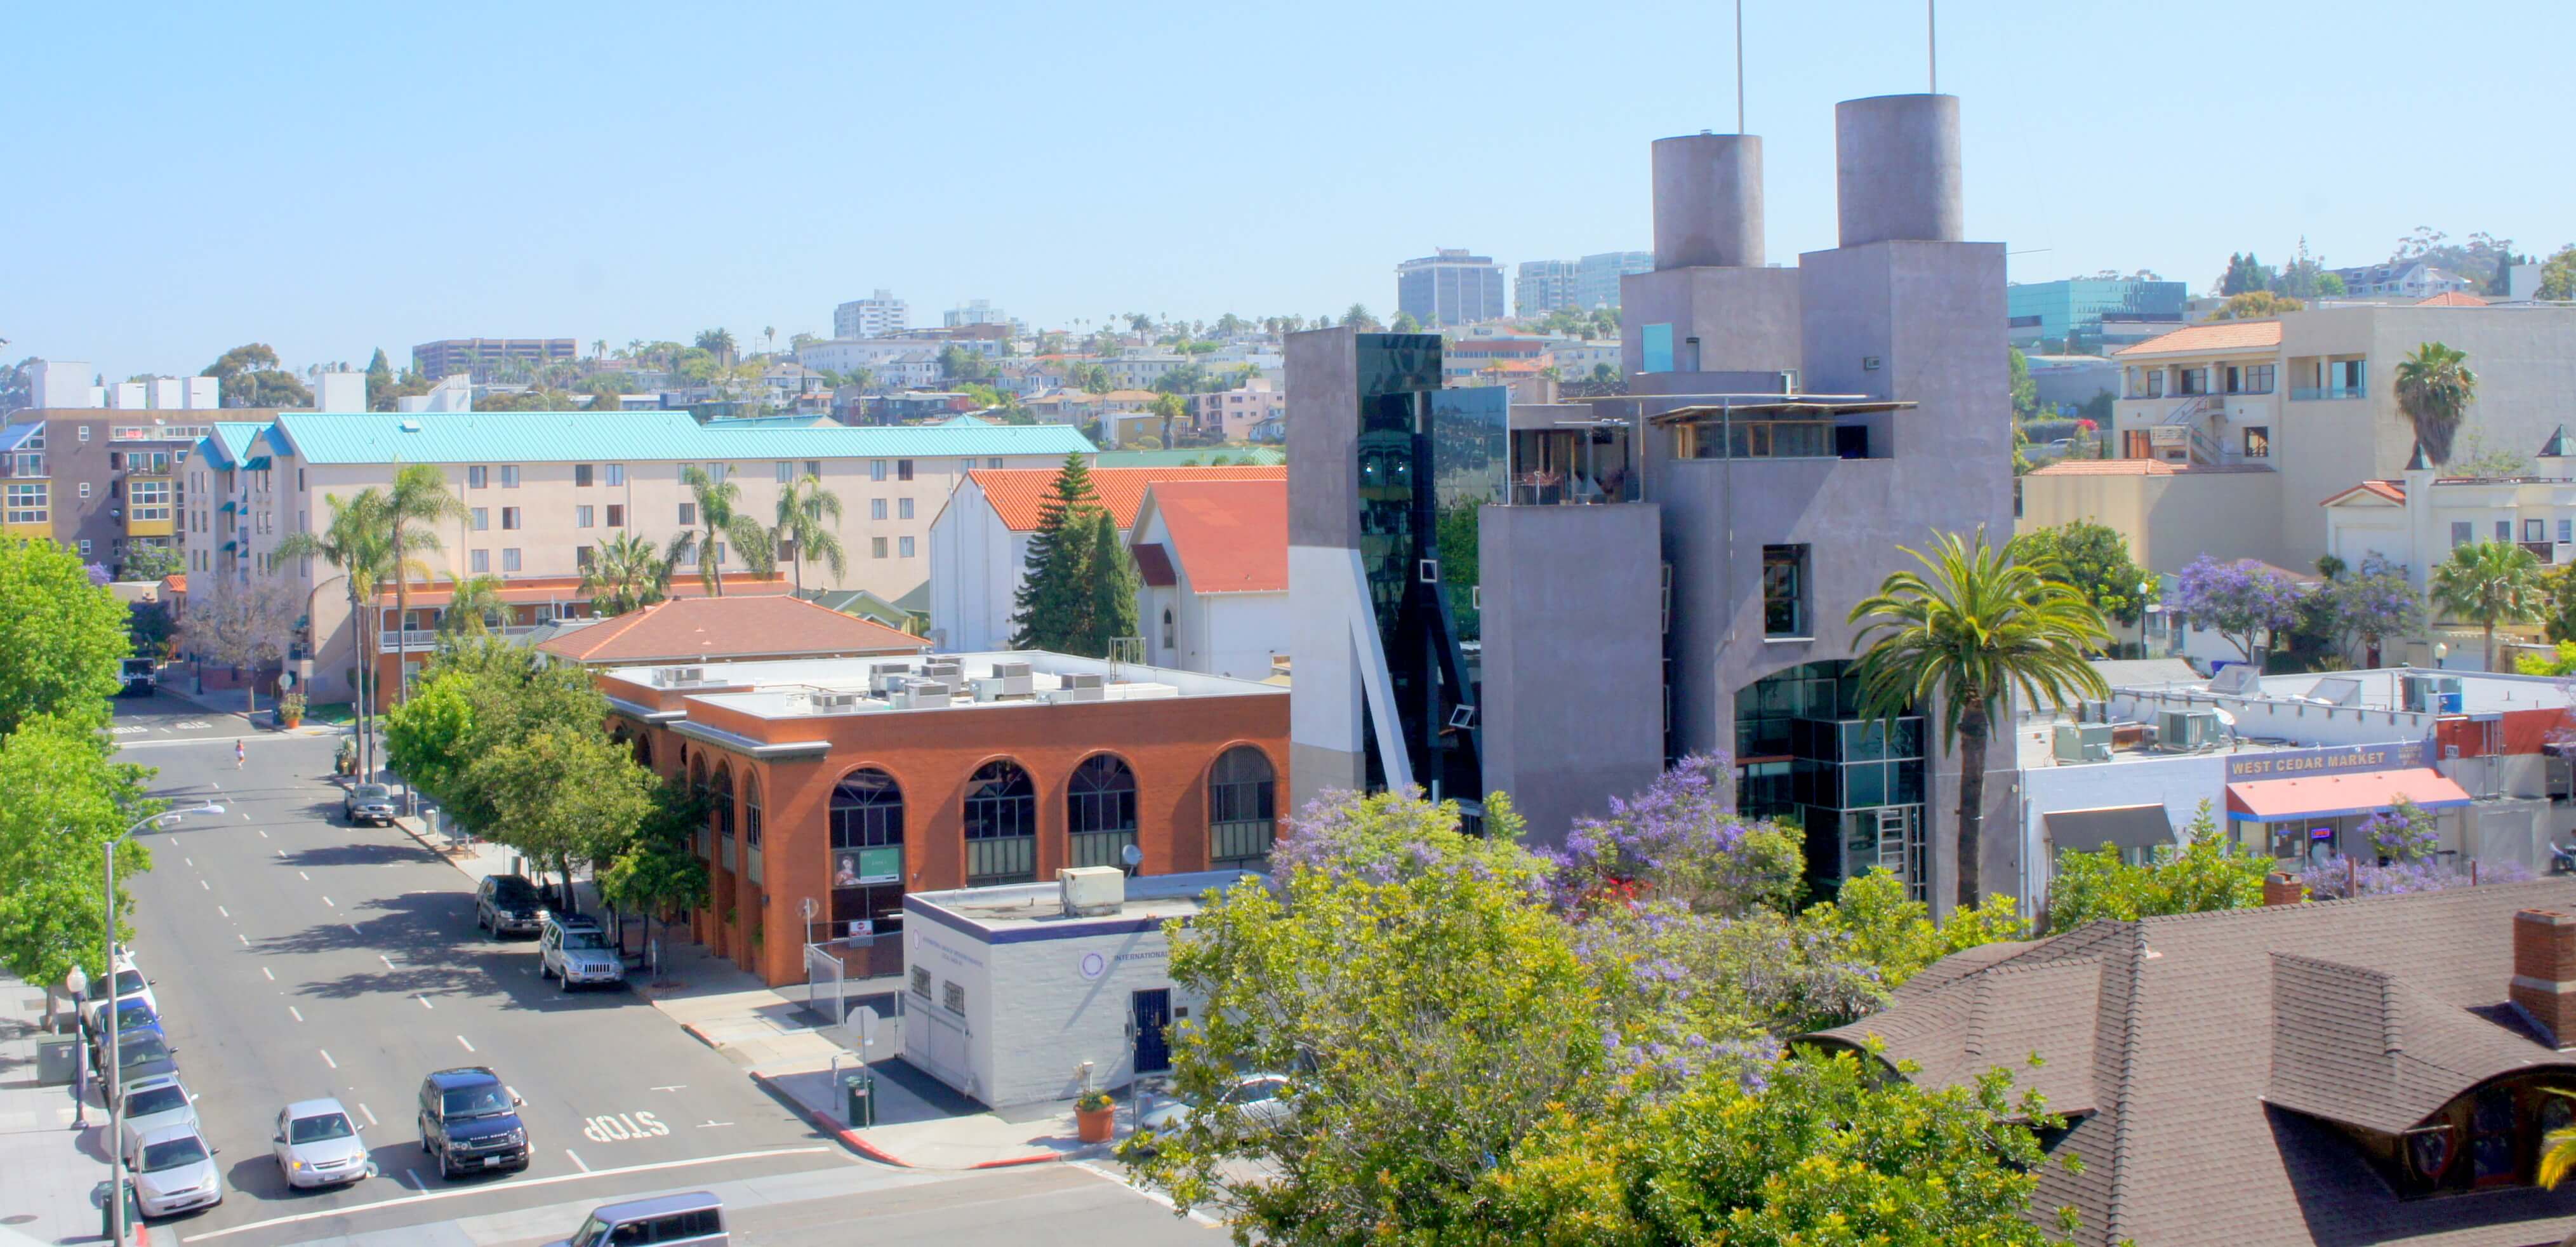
[8,0,2566,382]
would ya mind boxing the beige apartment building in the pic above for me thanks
[184,410,1093,705]
[2021,301,2576,571]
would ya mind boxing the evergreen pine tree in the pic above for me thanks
[1009,453,1103,651]
[1082,509,1140,658]
[365,347,395,410]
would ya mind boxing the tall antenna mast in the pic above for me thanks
[1927,0,1938,93]
[1735,0,1745,133]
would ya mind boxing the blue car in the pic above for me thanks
[91,999,166,1066]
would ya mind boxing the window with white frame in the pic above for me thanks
[4,483,46,524]
[500,465,519,488]
[468,465,488,488]
[899,535,915,557]
[128,479,170,520]
[870,460,887,481]
[502,548,521,572]
[471,549,489,573]
[472,507,489,531]
[604,463,625,486]
[870,498,886,520]
[898,497,913,520]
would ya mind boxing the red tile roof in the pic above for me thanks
[536,595,926,664]
[162,573,187,594]
[2320,479,2407,507]
[2025,459,2273,476]
[966,465,1288,531]
[2417,291,2490,307]
[1145,479,1287,594]
[2113,321,2284,357]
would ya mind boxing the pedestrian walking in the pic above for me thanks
[236,738,246,769]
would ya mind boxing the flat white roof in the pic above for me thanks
[907,870,1259,943]
[605,650,1285,721]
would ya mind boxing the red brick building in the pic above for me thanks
[597,652,1288,986]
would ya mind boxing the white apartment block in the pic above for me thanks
[833,290,908,339]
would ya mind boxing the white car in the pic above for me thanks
[84,961,156,1034]
[1134,1072,1295,1141]
[274,1097,376,1188]
[117,1076,200,1161]
[130,1123,223,1218]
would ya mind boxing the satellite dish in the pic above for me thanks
[1120,843,1143,876]
[2212,706,2238,728]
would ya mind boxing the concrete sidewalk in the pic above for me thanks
[150,679,341,737]
[0,973,123,1244]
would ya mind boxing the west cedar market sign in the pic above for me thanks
[2223,740,2428,782]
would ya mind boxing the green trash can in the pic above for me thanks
[842,1069,877,1128]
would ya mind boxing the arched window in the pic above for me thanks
[689,755,709,857]
[828,770,905,939]
[743,771,763,850]
[963,759,1037,885]
[631,731,652,769]
[1160,608,1174,651]
[1068,754,1138,870]
[710,764,735,846]
[1209,747,1276,870]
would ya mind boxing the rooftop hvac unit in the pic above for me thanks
[2053,722,2113,763]
[2401,674,2464,714]
[868,660,912,679]
[654,665,707,687]
[2078,699,2112,723]
[811,691,863,713]
[1058,866,1125,917]
[1065,672,1106,691]
[874,672,912,694]
[896,679,951,709]
[991,659,1033,680]
[2157,709,2222,751]
[2308,677,2363,707]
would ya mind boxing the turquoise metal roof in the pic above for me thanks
[1096,446,1285,468]
[191,422,272,470]
[269,411,1095,465]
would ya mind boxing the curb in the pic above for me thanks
[679,1022,721,1051]
[973,1150,1075,1169]
[748,1069,906,1166]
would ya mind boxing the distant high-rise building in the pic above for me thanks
[1396,250,1506,327]
[1515,260,1579,317]
[1575,251,1654,310]
[411,338,576,383]
[834,290,908,339]
[944,299,1009,329]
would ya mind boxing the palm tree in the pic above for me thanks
[774,474,847,593]
[695,328,736,366]
[2394,342,2478,465]
[1151,392,1189,450]
[1849,529,2111,908]
[762,326,776,357]
[438,574,510,637]
[665,465,773,597]
[582,531,672,617]
[274,488,419,777]
[383,462,472,704]
[2430,539,2544,672]
[591,339,607,360]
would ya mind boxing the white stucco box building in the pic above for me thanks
[901,869,1256,1109]
[1130,477,1289,681]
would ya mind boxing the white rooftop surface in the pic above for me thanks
[2015,665,2576,769]
[910,870,1258,933]
[604,650,1285,720]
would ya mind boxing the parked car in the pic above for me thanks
[274,1097,375,1189]
[129,1123,223,1218]
[418,1067,529,1179]
[117,1075,201,1161]
[90,999,166,1069]
[475,874,545,937]
[1133,1072,1295,1148]
[119,658,157,697]
[342,783,397,826]
[112,1032,180,1107]
[83,961,156,1034]
[552,1191,727,1247]
[539,914,624,989]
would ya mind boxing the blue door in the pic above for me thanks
[1131,989,1172,1073]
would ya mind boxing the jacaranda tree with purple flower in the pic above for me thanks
[2170,554,2304,662]
[1550,754,1803,917]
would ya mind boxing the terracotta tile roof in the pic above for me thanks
[1804,880,2576,1246]
[161,573,187,595]
[2112,320,2285,357]
[964,465,1287,531]
[1146,479,1287,594]
[2321,479,2407,506]
[2024,459,2273,476]
[2418,291,2491,307]
[535,594,926,664]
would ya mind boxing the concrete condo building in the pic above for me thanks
[833,290,908,339]
[1293,92,2010,907]
[1395,249,1506,328]
[411,339,577,383]
[1515,260,1579,317]
[1575,250,1654,311]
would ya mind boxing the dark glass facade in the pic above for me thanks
[1352,335,1499,805]
[1734,660,1927,897]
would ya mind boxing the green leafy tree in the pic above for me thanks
[596,775,710,964]
[1009,454,1106,653]
[201,342,313,408]
[773,474,847,593]
[2045,800,2267,930]
[383,462,472,703]
[2017,519,2155,630]
[1150,392,1190,449]
[466,728,657,905]
[1799,867,2027,990]
[0,537,133,735]
[1341,303,1379,330]
[2537,245,2576,301]
[2212,290,2303,319]
[694,328,736,365]
[1390,311,1422,333]
[1849,531,2111,908]
[178,575,299,717]
[382,670,475,801]
[2394,341,2478,464]
[118,542,182,582]
[1083,509,1140,657]
[364,348,395,408]
[2431,538,2544,672]
[665,465,774,596]
[582,531,672,617]
[2217,251,2276,295]
[439,574,509,637]
[0,716,162,993]
[2008,346,2042,420]
[276,489,415,769]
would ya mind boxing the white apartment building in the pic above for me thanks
[2325,441,2576,629]
[833,290,908,339]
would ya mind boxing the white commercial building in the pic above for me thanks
[901,869,1251,1108]
[834,290,908,340]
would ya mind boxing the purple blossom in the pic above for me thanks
[2300,853,2532,899]
[1548,754,1801,917]
[2171,554,2304,661]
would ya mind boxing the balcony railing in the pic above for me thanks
[966,835,1037,885]
[2523,542,2558,565]
[1070,829,1138,870]
[2291,383,2368,401]
[378,624,543,651]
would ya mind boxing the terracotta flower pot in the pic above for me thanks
[1076,1104,1116,1143]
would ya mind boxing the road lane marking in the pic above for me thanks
[565,1149,590,1173]
[380,954,397,970]
[417,995,434,1010]
[404,1168,423,1190]
[217,906,229,919]
[262,967,274,982]
[322,896,335,907]
[456,1035,475,1052]
[288,1006,303,1023]
[176,1147,837,1242]
[199,880,209,891]
[185,858,192,867]
[359,1103,376,1126]
[651,1084,686,1092]
[347,923,360,935]
[298,871,309,881]
[236,934,247,945]
[581,1112,670,1142]
[318,1049,336,1069]
[696,1121,733,1128]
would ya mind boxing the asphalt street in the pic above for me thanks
[107,699,1225,1247]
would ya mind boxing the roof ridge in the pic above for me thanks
[2101,920,2149,1245]
[2130,876,2576,928]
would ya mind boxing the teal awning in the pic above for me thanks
[218,500,236,513]
[219,540,236,552]
[241,455,271,470]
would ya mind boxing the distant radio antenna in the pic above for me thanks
[1927,0,1938,93]
[1735,0,1745,133]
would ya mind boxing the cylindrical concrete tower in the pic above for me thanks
[1651,133,1763,270]
[1834,94,1962,247]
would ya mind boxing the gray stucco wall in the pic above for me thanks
[1286,327,1358,550]
[1617,266,1803,378]
[1479,502,1664,846]
[1652,133,1763,269]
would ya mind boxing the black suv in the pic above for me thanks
[475,874,545,937]
[417,1067,529,1179]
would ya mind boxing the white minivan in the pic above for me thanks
[554,1191,725,1246]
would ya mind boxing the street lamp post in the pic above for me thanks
[104,801,222,1247]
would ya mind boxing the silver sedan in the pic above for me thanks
[272,1098,376,1189]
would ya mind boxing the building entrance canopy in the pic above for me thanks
[2224,768,2472,824]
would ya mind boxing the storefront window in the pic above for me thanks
[828,769,904,938]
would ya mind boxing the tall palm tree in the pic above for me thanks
[274,488,419,776]
[383,462,472,704]
[582,531,672,617]
[695,328,736,366]
[762,326,776,357]
[2394,341,2478,465]
[1849,529,2110,908]
[591,339,607,360]
[438,573,510,637]
[665,465,773,597]
[1151,392,1189,450]
[2430,539,2544,672]
[774,474,847,593]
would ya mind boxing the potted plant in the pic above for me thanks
[1075,1089,1117,1143]
[276,691,307,729]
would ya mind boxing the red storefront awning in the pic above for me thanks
[2224,767,2472,823]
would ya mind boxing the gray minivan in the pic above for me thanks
[553,1191,725,1246]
